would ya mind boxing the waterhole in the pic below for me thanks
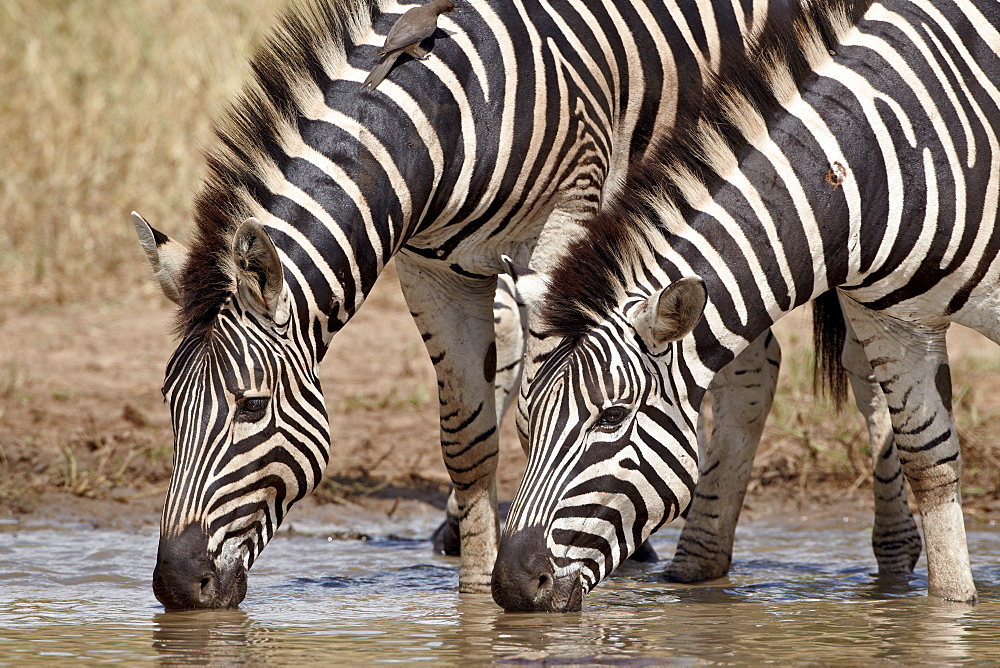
[2,513,998,663]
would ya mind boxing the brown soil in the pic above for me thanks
[0,263,527,528]
[1,264,998,532]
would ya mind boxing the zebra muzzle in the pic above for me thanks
[491,526,584,612]
[152,522,247,610]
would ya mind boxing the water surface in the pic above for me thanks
[2,513,998,664]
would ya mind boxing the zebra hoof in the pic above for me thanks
[628,540,659,563]
[431,514,461,556]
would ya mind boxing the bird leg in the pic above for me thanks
[405,43,431,60]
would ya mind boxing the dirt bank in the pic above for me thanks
[2,264,998,533]
[0,264,527,527]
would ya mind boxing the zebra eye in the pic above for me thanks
[597,405,628,427]
[237,396,269,422]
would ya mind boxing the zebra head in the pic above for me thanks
[133,213,329,609]
[493,271,707,612]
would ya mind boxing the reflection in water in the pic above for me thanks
[448,595,656,663]
[153,610,280,664]
[1,519,999,663]
[862,598,974,664]
[915,601,973,664]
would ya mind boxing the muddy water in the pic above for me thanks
[2,513,999,664]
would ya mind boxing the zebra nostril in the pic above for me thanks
[198,573,217,601]
[537,573,552,592]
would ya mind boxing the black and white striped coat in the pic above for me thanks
[133,0,789,608]
[494,0,999,611]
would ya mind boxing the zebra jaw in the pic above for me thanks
[152,523,248,610]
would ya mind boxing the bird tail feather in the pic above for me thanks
[362,54,397,89]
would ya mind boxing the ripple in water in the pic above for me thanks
[1,516,999,663]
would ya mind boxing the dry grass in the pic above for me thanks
[1,2,997,518]
[749,320,1000,514]
[0,0,285,308]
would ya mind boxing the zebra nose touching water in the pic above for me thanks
[131,0,816,609]
[494,0,1000,612]
[135,214,331,609]
[131,0,941,611]
[152,523,249,609]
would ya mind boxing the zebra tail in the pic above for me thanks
[812,289,848,411]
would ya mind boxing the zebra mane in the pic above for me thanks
[542,0,870,340]
[177,0,388,337]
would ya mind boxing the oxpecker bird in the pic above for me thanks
[362,0,456,90]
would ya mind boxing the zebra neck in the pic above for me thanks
[656,65,879,380]
[264,92,466,349]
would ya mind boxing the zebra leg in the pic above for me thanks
[663,330,780,583]
[840,297,976,602]
[840,319,922,574]
[433,274,526,556]
[395,253,501,594]
[493,274,528,425]
[431,487,463,556]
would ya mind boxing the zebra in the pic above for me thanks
[492,0,999,611]
[133,0,805,609]
[133,0,919,607]
[469,275,924,583]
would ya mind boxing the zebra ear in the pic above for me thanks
[632,277,707,351]
[131,211,186,305]
[233,218,287,323]
[500,255,549,310]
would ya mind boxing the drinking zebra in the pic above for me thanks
[492,0,998,611]
[134,0,802,608]
[468,276,922,583]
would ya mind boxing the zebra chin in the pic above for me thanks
[152,522,248,610]
[491,526,585,612]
